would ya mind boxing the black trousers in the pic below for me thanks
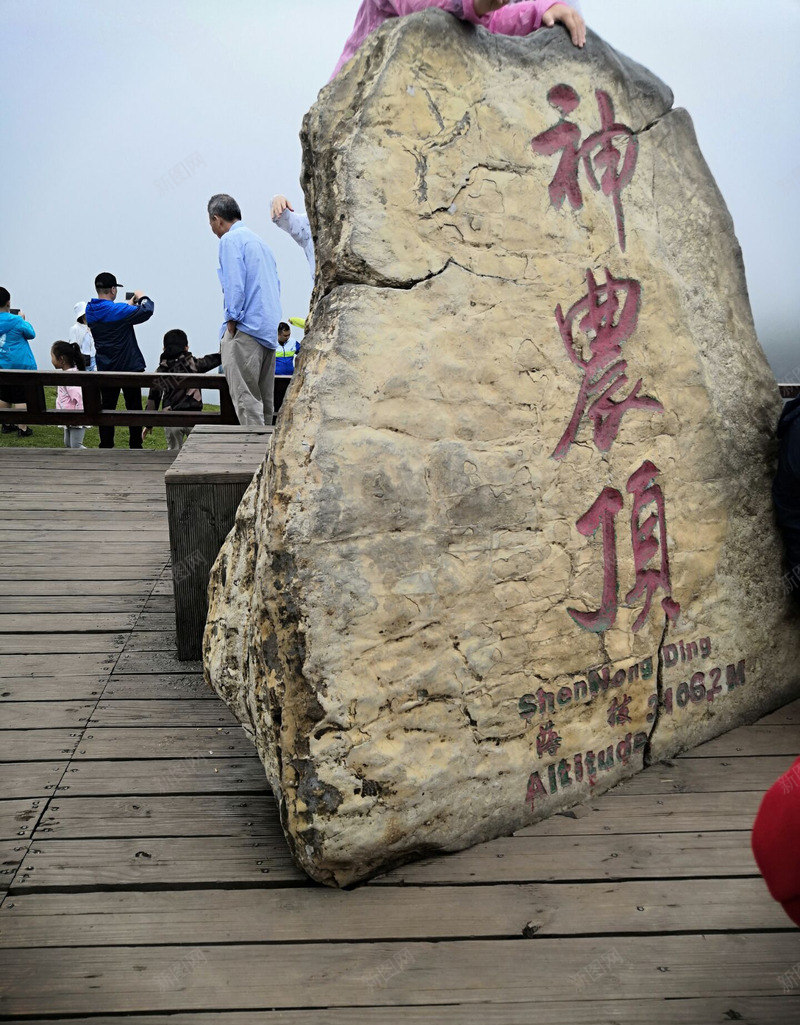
[99,386,143,449]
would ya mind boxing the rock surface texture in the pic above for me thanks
[204,12,800,887]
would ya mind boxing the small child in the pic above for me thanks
[144,329,222,451]
[332,1,586,81]
[51,341,87,448]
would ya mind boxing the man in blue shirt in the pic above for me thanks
[208,194,281,426]
[85,272,154,449]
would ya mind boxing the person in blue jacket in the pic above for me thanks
[85,272,154,449]
[774,394,800,606]
[0,286,37,438]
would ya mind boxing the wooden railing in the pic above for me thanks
[0,371,796,428]
[0,370,238,427]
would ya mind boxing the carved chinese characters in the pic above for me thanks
[532,86,638,251]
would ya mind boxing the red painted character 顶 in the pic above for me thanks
[625,460,681,632]
[569,462,681,634]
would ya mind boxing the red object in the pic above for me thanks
[751,755,800,927]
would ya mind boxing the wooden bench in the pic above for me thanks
[165,425,274,660]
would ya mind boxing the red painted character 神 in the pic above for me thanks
[569,461,681,634]
[531,85,638,251]
[551,268,663,461]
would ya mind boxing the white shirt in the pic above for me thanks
[69,322,95,358]
[274,205,316,285]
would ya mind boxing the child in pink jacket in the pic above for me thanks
[332,0,585,79]
[51,340,87,449]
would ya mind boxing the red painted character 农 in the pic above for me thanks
[531,85,639,251]
[552,268,663,461]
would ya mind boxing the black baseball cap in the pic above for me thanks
[95,272,123,290]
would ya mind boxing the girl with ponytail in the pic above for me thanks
[51,341,87,448]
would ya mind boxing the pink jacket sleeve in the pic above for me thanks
[331,0,567,81]
[388,1,563,33]
[482,1,563,35]
[56,385,83,412]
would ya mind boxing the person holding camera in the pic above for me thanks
[85,272,154,449]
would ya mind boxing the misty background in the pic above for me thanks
[2,0,798,378]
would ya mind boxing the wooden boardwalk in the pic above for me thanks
[0,447,799,1024]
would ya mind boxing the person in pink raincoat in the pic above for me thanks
[332,0,586,80]
[51,340,87,449]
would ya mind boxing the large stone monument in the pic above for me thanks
[204,11,799,886]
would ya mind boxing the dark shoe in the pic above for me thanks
[1,424,16,434]
[17,427,33,438]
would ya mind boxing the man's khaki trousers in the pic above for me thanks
[221,328,275,426]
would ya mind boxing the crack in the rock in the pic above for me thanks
[643,615,670,767]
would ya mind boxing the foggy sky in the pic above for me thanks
[2,0,798,377]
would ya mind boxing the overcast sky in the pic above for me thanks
[2,0,798,378]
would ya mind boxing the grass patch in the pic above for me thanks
[0,386,220,451]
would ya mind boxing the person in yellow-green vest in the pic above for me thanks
[275,321,300,376]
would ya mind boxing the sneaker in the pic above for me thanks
[1,424,16,434]
[17,427,33,438]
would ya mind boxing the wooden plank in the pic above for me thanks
[12,836,300,890]
[0,614,139,633]
[87,701,238,728]
[74,727,250,759]
[512,789,764,837]
[123,631,191,652]
[48,754,790,801]
[35,795,277,839]
[0,652,118,677]
[0,566,165,581]
[0,762,66,799]
[0,678,107,702]
[0,877,789,951]
[758,698,800,725]
[0,701,95,729]
[0,599,151,615]
[112,652,203,674]
[0,583,155,599]
[0,839,30,894]
[101,674,208,700]
[7,1000,800,1025]
[167,478,249,660]
[12,828,764,893]
[0,799,44,840]
[612,754,796,795]
[378,830,764,886]
[2,935,799,1016]
[57,758,263,797]
[691,724,799,757]
[1,730,82,762]
[0,635,128,655]
[33,791,764,843]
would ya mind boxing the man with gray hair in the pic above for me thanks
[208,193,281,425]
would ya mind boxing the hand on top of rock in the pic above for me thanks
[271,195,293,221]
[474,0,512,15]
[543,3,586,48]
